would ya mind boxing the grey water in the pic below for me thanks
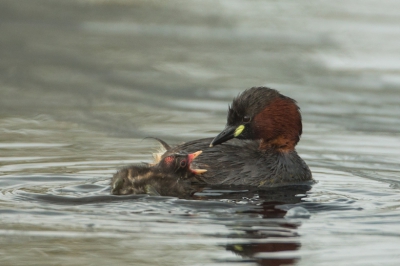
[1,0,400,265]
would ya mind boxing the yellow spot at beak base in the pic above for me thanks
[234,125,245,137]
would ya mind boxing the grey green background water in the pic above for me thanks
[1,0,400,265]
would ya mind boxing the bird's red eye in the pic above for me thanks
[242,116,251,123]
[180,160,187,168]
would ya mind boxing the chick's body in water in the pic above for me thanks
[111,151,206,197]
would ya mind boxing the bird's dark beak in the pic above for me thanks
[209,125,244,147]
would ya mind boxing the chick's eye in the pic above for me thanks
[242,116,251,123]
[180,160,187,168]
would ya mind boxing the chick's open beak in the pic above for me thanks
[188,150,207,175]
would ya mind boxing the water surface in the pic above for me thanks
[1,0,400,265]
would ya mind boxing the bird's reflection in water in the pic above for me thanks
[199,185,311,266]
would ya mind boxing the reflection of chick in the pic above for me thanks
[111,150,206,197]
